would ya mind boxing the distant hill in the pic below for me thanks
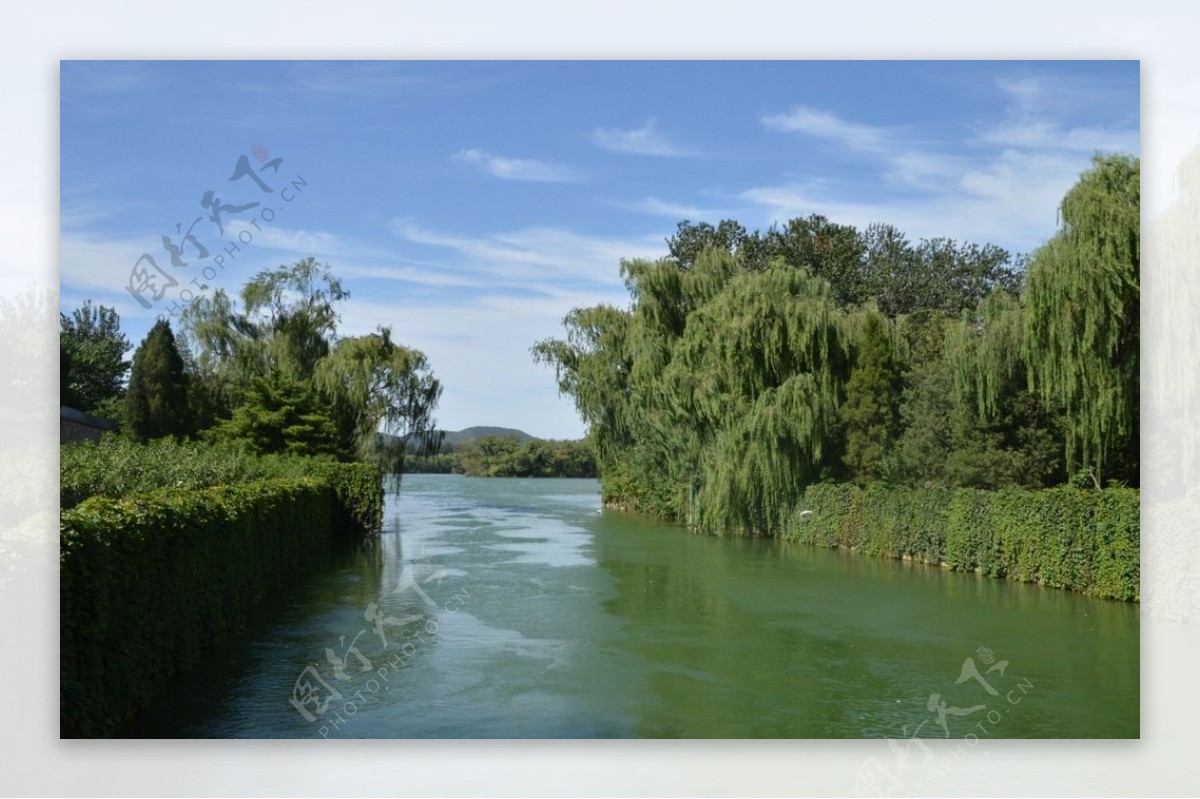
[440,426,535,448]
[394,426,537,453]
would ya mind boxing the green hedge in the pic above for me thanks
[60,467,384,738]
[310,461,384,533]
[61,437,333,510]
[785,484,1139,601]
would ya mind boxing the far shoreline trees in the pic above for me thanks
[406,434,597,478]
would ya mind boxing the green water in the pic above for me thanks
[125,475,1139,738]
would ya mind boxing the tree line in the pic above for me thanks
[60,258,442,475]
[406,434,597,478]
[533,154,1139,535]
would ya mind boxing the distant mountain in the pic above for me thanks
[394,426,545,453]
[440,426,534,448]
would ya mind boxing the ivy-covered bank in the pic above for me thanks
[60,463,382,738]
[787,484,1139,601]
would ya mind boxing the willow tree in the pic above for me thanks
[532,303,635,467]
[315,327,442,474]
[942,288,1067,489]
[1023,153,1140,486]
[619,250,742,511]
[536,246,856,532]
[180,258,441,471]
[655,263,851,535]
[180,257,347,399]
[945,289,1026,423]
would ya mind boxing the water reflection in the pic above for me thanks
[592,510,1138,738]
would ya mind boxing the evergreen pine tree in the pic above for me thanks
[124,319,191,441]
[211,374,339,457]
[839,311,902,484]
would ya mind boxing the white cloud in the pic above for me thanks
[762,105,892,153]
[335,263,487,290]
[741,148,1089,254]
[979,73,1139,155]
[591,119,695,157]
[621,196,731,220]
[390,219,663,286]
[751,84,1139,255]
[338,285,626,440]
[225,221,348,257]
[762,104,952,191]
[366,219,678,436]
[976,119,1139,155]
[453,148,577,182]
[995,76,1045,114]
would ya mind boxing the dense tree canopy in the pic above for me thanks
[537,153,1139,535]
[666,214,1022,315]
[60,301,130,420]
[179,258,441,473]
[950,154,1140,487]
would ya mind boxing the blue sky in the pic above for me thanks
[60,60,1140,439]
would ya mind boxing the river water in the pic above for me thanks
[125,475,1139,738]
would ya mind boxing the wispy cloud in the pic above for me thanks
[224,221,349,257]
[995,76,1045,115]
[741,148,1092,254]
[762,105,893,153]
[591,119,695,157]
[762,104,947,189]
[751,78,1139,253]
[620,195,732,220]
[976,119,1139,154]
[977,75,1139,155]
[453,148,577,182]
[391,219,662,286]
[361,221,670,436]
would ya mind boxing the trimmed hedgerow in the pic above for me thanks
[309,460,384,534]
[60,435,383,535]
[60,437,332,510]
[785,484,1138,601]
[60,469,382,738]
